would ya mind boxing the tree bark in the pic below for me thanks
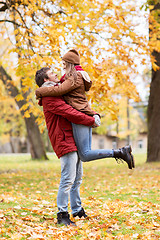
[24,114,48,159]
[147,1,160,162]
[0,65,48,159]
[147,50,160,162]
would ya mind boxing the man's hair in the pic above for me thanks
[35,67,50,87]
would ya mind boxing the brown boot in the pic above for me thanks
[57,212,76,226]
[125,145,135,168]
[113,145,133,169]
[73,208,88,218]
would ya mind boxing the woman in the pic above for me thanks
[35,49,134,169]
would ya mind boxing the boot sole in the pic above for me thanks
[125,145,135,168]
[124,145,132,169]
[57,221,77,226]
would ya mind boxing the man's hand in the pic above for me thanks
[36,94,41,100]
[92,114,101,128]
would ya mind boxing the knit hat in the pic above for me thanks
[62,49,80,65]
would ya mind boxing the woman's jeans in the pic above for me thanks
[57,151,83,214]
[72,123,114,162]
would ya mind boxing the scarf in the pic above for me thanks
[60,65,91,83]
[41,81,60,88]
[38,81,60,106]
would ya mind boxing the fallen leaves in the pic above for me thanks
[0,199,160,239]
[0,157,160,239]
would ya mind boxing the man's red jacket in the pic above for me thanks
[39,96,95,158]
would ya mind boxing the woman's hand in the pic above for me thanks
[92,114,101,128]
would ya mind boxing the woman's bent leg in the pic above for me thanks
[72,123,114,162]
[57,151,78,213]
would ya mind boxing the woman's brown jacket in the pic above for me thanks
[35,72,95,116]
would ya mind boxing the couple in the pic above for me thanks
[35,49,135,226]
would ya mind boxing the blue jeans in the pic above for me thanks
[72,123,114,161]
[57,151,83,214]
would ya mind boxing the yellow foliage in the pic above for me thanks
[15,94,24,101]
[152,62,160,71]
[23,111,30,118]
[0,0,159,123]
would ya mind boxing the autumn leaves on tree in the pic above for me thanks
[0,0,160,160]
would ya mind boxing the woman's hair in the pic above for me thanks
[64,61,77,81]
[35,67,50,87]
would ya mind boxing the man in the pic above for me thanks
[35,67,97,226]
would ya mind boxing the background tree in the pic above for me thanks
[0,96,25,153]
[0,30,48,159]
[147,0,160,162]
[0,65,48,159]
[0,0,158,159]
[93,97,145,147]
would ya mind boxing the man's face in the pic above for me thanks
[45,70,59,83]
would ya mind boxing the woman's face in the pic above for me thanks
[62,60,70,73]
[62,60,67,72]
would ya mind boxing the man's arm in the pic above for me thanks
[36,74,81,98]
[43,96,95,126]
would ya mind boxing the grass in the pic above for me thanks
[0,152,160,239]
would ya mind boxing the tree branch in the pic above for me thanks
[38,7,67,17]
[0,46,9,58]
[0,2,8,12]
[0,0,30,12]
[0,19,21,26]
[0,65,19,98]
[81,29,143,46]
[151,3,160,12]
[13,8,36,54]
[0,65,28,114]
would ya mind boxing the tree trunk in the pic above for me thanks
[126,98,130,146]
[24,114,48,159]
[147,1,160,162]
[9,132,15,153]
[0,65,48,159]
[147,50,160,162]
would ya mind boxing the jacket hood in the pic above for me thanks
[83,79,92,92]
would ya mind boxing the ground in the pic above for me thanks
[0,153,160,239]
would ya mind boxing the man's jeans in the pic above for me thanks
[72,123,114,162]
[57,151,83,214]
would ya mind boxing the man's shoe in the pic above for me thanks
[113,145,133,169]
[73,208,88,218]
[57,212,76,226]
